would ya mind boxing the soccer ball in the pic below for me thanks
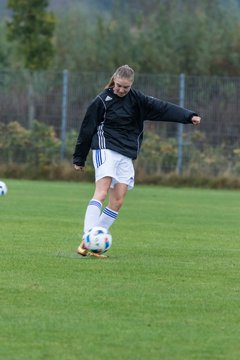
[0,181,8,196]
[84,226,112,254]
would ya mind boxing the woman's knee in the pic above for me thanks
[109,196,124,211]
[108,184,128,211]
[93,189,108,203]
[93,177,112,202]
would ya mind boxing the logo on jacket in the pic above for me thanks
[105,96,112,101]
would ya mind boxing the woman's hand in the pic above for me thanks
[191,116,201,125]
[74,165,84,171]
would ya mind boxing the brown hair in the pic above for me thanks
[105,65,134,89]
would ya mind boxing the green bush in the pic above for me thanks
[0,120,60,166]
[27,120,60,166]
[0,121,29,163]
[136,132,178,174]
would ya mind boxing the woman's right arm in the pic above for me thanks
[73,97,104,167]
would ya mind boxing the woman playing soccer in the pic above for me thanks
[73,65,201,257]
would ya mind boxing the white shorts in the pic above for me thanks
[92,149,135,190]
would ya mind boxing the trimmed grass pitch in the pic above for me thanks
[1,179,240,360]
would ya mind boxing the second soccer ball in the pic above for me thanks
[0,181,8,196]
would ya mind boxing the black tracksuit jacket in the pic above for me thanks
[73,87,197,167]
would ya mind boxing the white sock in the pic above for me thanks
[97,207,118,230]
[84,199,102,233]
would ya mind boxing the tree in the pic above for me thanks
[51,0,240,76]
[130,0,240,75]
[6,0,55,70]
[0,21,13,69]
[6,0,56,126]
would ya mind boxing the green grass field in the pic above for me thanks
[1,179,240,360]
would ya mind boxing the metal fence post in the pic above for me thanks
[177,73,185,175]
[60,69,68,160]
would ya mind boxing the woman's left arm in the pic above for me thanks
[142,94,200,125]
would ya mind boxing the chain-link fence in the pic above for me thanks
[0,69,240,177]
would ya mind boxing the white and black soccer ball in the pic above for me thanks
[84,226,112,254]
[0,181,8,196]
